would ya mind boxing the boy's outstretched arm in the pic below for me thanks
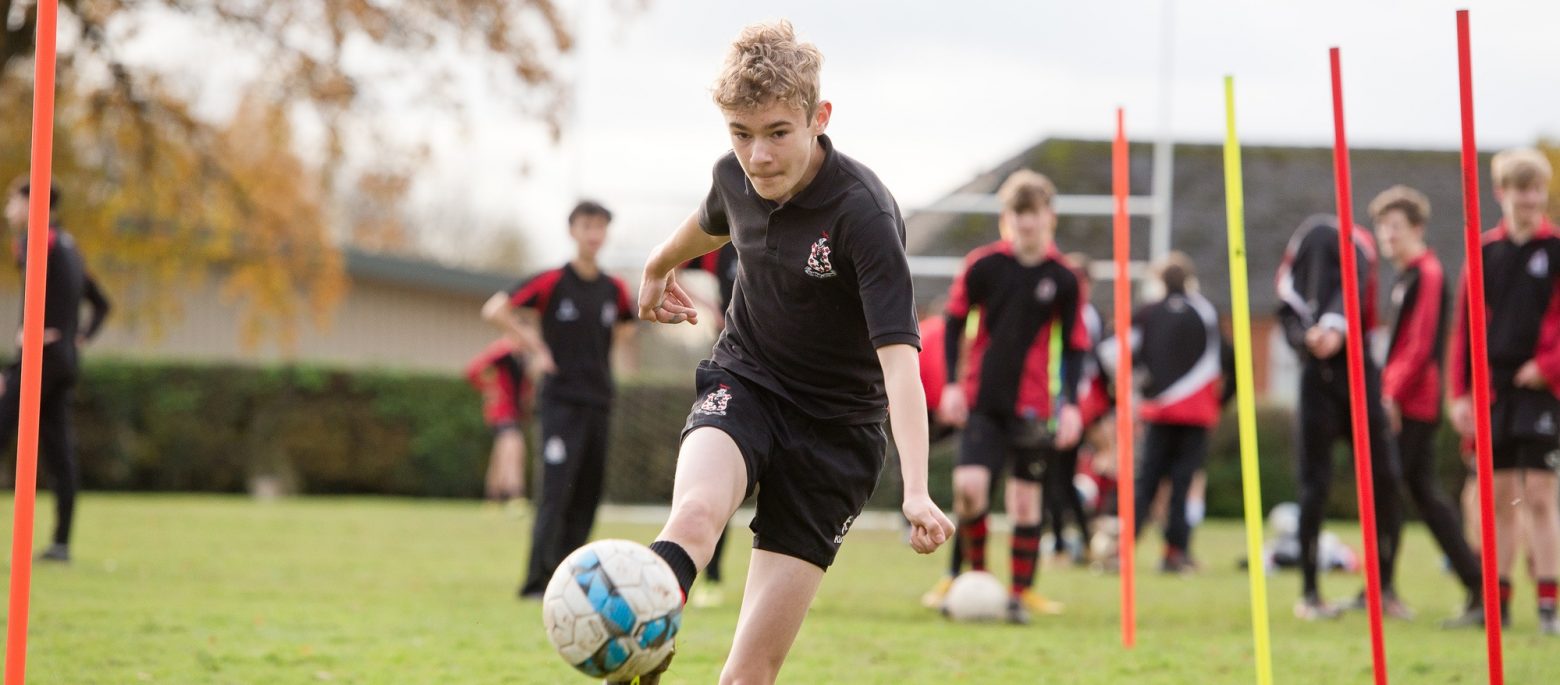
[640,210,730,326]
[878,343,955,554]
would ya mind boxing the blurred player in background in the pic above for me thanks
[465,336,530,509]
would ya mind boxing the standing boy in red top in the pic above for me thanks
[1371,185,1484,626]
[1448,149,1560,634]
[465,336,530,506]
[935,169,1087,623]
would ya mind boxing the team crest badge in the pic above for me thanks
[1035,277,1056,303]
[804,234,837,279]
[556,298,580,322]
[697,385,733,416]
[1529,250,1549,278]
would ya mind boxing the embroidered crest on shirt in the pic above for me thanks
[1035,277,1057,304]
[696,385,732,416]
[1529,250,1549,279]
[556,298,580,322]
[601,302,617,327]
[804,234,837,279]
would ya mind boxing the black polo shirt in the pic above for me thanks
[698,134,920,425]
[506,263,634,408]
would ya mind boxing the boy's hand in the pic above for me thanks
[936,385,968,427]
[902,494,954,554]
[1383,398,1402,435]
[1515,360,1548,389]
[1054,404,1083,449]
[1305,326,1343,359]
[638,270,700,325]
[1449,397,1475,437]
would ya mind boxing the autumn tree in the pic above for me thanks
[0,0,594,346]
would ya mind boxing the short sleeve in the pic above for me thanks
[698,160,731,237]
[845,210,920,350]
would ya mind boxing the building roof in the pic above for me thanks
[343,248,514,297]
[907,138,1506,318]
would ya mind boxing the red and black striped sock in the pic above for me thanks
[1010,524,1043,596]
[1538,578,1557,619]
[1499,577,1513,619]
[959,513,989,573]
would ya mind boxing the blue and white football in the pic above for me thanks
[542,539,682,680]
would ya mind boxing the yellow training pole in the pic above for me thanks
[1222,75,1274,685]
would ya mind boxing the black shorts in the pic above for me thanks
[681,360,886,570]
[956,411,1050,483]
[1491,388,1560,471]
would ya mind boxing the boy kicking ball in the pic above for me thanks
[625,20,954,684]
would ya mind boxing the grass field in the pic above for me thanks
[1,494,1556,684]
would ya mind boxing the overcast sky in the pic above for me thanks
[422,0,1560,271]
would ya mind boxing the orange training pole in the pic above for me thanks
[5,2,61,684]
[1112,107,1136,649]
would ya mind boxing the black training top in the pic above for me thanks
[12,226,110,374]
[698,134,920,425]
[944,241,1087,420]
[1449,219,1560,399]
[506,263,634,408]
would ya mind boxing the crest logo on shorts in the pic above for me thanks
[544,436,567,464]
[696,385,732,416]
[834,515,855,544]
[1529,250,1549,278]
[1538,411,1556,436]
[1035,277,1057,303]
[556,298,580,322]
[804,234,837,279]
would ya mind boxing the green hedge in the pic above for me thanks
[35,361,1472,517]
[1203,403,1469,520]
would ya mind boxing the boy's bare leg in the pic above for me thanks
[657,427,748,569]
[720,550,824,685]
[496,429,526,499]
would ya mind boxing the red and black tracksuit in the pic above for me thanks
[1382,249,1481,597]
[1449,219,1560,469]
[1448,219,1560,621]
[1106,288,1232,558]
[1275,215,1404,599]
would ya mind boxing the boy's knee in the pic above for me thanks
[666,498,724,540]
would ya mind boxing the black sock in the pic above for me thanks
[650,540,698,603]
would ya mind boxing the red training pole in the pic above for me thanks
[1455,10,1505,684]
[1112,107,1136,649]
[1328,47,1389,685]
[5,2,61,684]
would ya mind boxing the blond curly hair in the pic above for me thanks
[712,20,823,115]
